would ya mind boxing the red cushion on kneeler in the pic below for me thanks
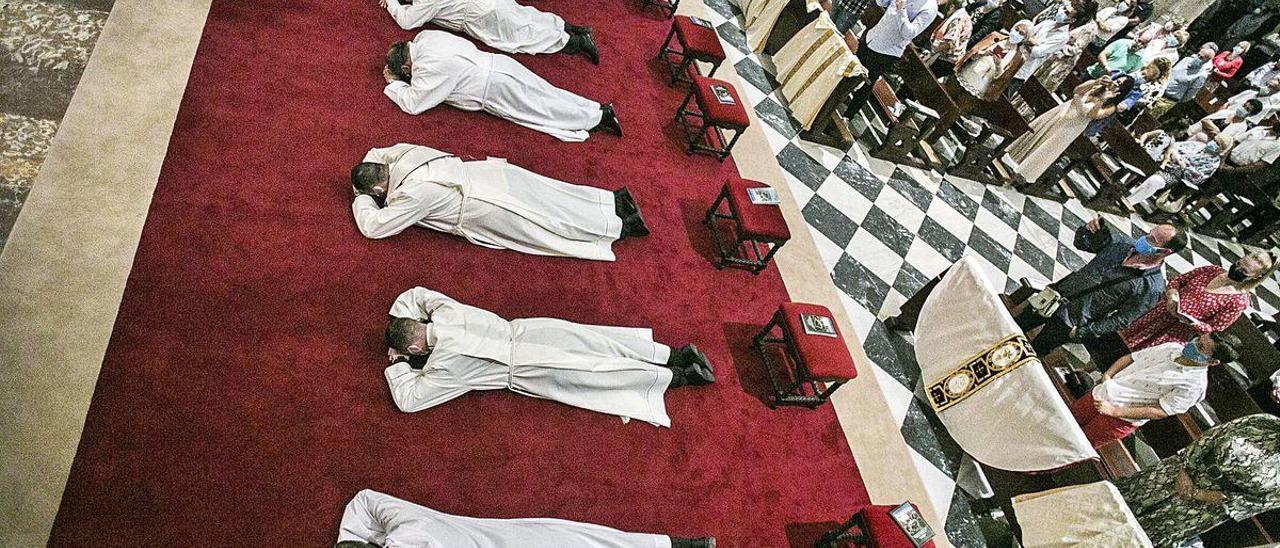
[725,179,790,242]
[691,74,750,130]
[778,302,857,381]
[673,15,726,61]
[863,504,937,548]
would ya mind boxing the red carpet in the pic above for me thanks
[49,1,870,545]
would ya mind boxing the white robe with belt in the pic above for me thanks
[352,144,622,260]
[385,0,570,55]
[339,489,672,547]
[385,288,674,426]
[384,31,602,142]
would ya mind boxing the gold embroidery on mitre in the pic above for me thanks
[926,334,1039,412]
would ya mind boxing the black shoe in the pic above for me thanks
[615,187,639,217]
[666,344,699,368]
[672,538,716,548]
[594,103,622,137]
[623,213,650,238]
[682,361,715,386]
[579,32,599,65]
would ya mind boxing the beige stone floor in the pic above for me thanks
[0,1,949,545]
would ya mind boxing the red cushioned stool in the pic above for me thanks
[642,0,679,18]
[704,179,790,274]
[657,15,726,86]
[817,504,937,548]
[752,302,857,408]
[676,74,749,161]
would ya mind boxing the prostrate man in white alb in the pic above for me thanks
[380,0,600,64]
[336,489,716,548]
[350,143,648,261]
[383,30,622,142]
[382,287,715,427]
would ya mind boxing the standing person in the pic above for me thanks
[379,0,599,63]
[1212,41,1251,82]
[1035,15,1108,92]
[1014,218,1187,357]
[1147,43,1218,120]
[1070,332,1239,447]
[337,489,716,548]
[1117,414,1280,548]
[1084,254,1278,369]
[952,20,1033,99]
[1005,3,1078,97]
[1007,76,1130,182]
[966,0,1007,48]
[1140,29,1185,66]
[843,0,939,120]
[929,0,976,75]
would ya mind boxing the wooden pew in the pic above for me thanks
[1084,122,1160,215]
[946,97,1032,185]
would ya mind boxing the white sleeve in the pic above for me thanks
[351,193,428,239]
[362,144,411,164]
[384,362,472,412]
[338,490,388,543]
[897,1,937,40]
[386,0,440,30]
[1157,383,1205,416]
[389,287,454,319]
[384,78,453,115]
[1271,369,1280,389]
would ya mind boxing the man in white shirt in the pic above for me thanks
[384,31,622,142]
[842,0,939,120]
[1068,333,1239,447]
[1005,3,1077,97]
[1225,77,1280,124]
[1227,117,1280,167]
[381,287,715,427]
[380,0,599,64]
[350,143,648,261]
[337,489,716,548]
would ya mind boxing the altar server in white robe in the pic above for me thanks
[383,31,621,142]
[350,143,648,261]
[383,287,715,426]
[337,489,717,548]
[381,0,600,64]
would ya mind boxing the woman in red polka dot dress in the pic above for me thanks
[1086,251,1279,370]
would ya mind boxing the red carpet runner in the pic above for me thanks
[49,0,870,545]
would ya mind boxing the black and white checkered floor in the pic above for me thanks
[696,1,1280,544]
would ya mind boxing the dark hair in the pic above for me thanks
[386,317,422,352]
[351,162,388,194]
[1210,332,1241,363]
[1244,98,1265,115]
[1073,0,1097,24]
[1164,225,1189,253]
[335,542,379,548]
[1102,76,1137,107]
[387,41,412,82]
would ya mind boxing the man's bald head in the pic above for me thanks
[1146,224,1188,253]
[386,317,428,355]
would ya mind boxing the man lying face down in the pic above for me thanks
[336,489,716,548]
[381,287,715,427]
[382,31,622,142]
[350,143,648,261]
[379,0,600,63]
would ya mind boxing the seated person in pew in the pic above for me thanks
[1116,414,1280,548]
[950,20,1034,100]
[1224,115,1280,169]
[1070,332,1240,448]
[1004,4,1079,97]
[1015,218,1186,357]
[337,489,716,548]
[380,0,600,63]
[1186,98,1264,142]
[381,287,715,425]
[1082,58,1171,134]
[1127,133,1229,210]
[1084,35,1150,79]
[1084,255,1278,372]
[383,31,622,142]
[1223,77,1280,124]
[350,143,648,261]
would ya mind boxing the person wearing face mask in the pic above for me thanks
[950,20,1033,100]
[1014,218,1187,357]
[378,0,599,63]
[1127,133,1228,208]
[1034,8,1112,93]
[1224,77,1280,124]
[1186,98,1263,146]
[1070,331,1240,447]
[842,0,939,122]
[1147,42,1219,120]
[350,143,648,261]
[337,489,717,548]
[1091,0,1132,43]
[1211,41,1251,82]
[1084,253,1277,373]
[1245,59,1280,89]
[1086,34,1147,78]
[1140,29,1185,66]
[382,287,715,422]
[1003,3,1079,96]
